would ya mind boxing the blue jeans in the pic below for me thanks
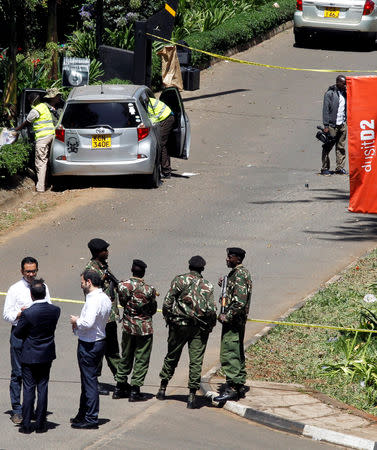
[77,339,106,424]
[10,327,23,415]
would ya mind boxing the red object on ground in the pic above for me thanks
[347,76,377,213]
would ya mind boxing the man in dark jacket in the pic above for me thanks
[14,279,60,434]
[321,75,347,175]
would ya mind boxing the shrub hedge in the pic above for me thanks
[0,139,32,177]
[183,0,295,67]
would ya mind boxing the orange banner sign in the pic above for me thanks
[348,76,377,213]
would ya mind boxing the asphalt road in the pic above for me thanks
[0,28,376,448]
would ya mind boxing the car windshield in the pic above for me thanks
[61,102,140,129]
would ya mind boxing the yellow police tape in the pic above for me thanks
[147,32,377,74]
[1,291,376,334]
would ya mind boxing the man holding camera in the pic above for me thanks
[321,75,347,176]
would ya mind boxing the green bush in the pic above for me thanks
[0,139,31,176]
[186,0,296,67]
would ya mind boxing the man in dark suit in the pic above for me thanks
[14,279,60,434]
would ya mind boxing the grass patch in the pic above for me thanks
[0,200,54,232]
[247,251,377,415]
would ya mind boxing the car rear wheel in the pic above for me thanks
[294,28,308,47]
[364,32,377,51]
[146,158,161,188]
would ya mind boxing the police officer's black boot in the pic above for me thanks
[129,385,147,402]
[236,384,250,399]
[187,389,197,409]
[213,385,239,403]
[156,380,168,400]
[112,382,131,399]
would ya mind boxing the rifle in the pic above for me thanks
[104,268,120,301]
[219,275,228,314]
[173,301,213,331]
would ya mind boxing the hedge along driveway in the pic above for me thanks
[186,0,296,68]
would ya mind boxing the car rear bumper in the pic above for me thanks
[51,157,155,177]
[294,12,377,32]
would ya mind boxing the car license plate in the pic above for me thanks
[92,135,111,149]
[324,7,339,18]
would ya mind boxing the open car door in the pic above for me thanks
[159,87,190,159]
[17,88,47,141]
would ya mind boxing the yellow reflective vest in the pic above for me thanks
[32,103,55,140]
[147,99,172,124]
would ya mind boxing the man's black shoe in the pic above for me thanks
[70,414,85,424]
[10,413,23,424]
[129,386,147,402]
[162,173,171,179]
[156,387,166,400]
[35,423,48,433]
[320,169,332,176]
[236,384,250,398]
[335,168,347,175]
[112,382,131,399]
[98,383,109,396]
[156,380,168,400]
[19,426,33,434]
[213,388,239,402]
[187,392,197,409]
[71,421,99,430]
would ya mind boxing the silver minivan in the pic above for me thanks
[294,0,377,47]
[50,84,190,188]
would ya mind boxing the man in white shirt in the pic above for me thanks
[70,270,111,430]
[321,75,347,175]
[3,257,51,425]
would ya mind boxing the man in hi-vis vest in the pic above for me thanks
[148,98,174,179]
[15,93,55,192]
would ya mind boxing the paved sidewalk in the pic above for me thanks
[201,375,377,450]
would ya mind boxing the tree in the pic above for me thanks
[47,0,60,80]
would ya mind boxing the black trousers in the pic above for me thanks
[77,339,106,424]
[22,362,52,428]
[160,115,175,175]
[96,321,120,378]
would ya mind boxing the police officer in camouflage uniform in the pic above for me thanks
[85,239,121,396]
[156,256,217,409]
[214,247,252,403]
[113,259,157,402]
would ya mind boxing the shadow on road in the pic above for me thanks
[165,394,216,409]
[183,89,251,102]
[305,216,377,241]
[294,33,376,53]
[51,174,186,192]
[248,188,349,205]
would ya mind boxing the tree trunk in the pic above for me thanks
[96,0,104,50]
[47,0,59,80]
[3,0,17,109]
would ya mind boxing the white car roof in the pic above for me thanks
[67,84,147,102]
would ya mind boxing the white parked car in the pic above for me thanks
[50,84,191,188]
[294,0,377,47]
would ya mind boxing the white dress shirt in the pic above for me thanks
[76,288,111,342]
[336,92,346,125]
[3,278,51,326]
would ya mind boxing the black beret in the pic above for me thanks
[227,247,246,258]
[88,238,109,254]
[189,255,206,268]
[132,259,147,269]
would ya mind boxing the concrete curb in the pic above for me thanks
[199,249,377,449]
[200,376,377,449]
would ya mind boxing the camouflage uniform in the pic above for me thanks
[85,259,120,377]
[159,271,216,390]
[220,264,252,387]
[115,277,157,387]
